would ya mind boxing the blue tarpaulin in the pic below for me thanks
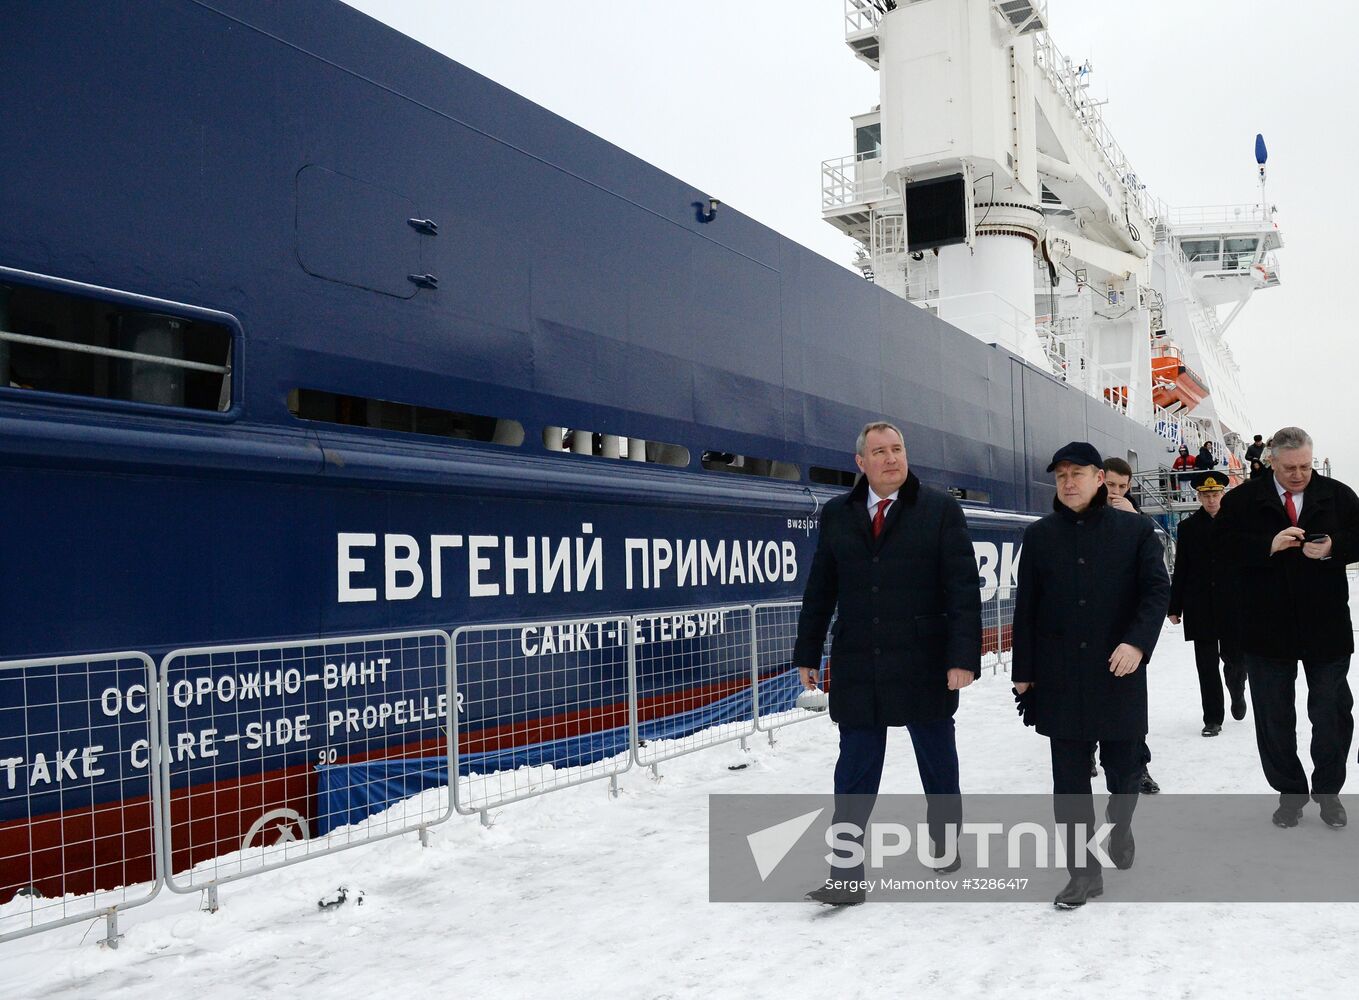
[313,673,804,835]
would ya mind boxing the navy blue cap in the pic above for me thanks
[1047,441,1103,472]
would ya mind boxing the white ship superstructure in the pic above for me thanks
[822,0,1282,471]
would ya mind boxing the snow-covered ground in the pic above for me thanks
[5,593,1359,1000]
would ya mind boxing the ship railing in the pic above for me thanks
[923,291,1038,352]
[1091,364,1132,416]
[1163,245,1247,396]
[1128,469,1199,543]
[821,151,887,210]
[1152,403,1185,445]
[1032,31,1156,222]
[1182,249,1276,273]
[1167,203,1271,229]
[844,0,884,38]
[871,210,906,256]
[1036,317,1088,387]
[0,594,1021,947]
[0,329,231,377]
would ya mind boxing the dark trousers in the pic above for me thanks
[1193,638,1247,726]
[1092,741,1151,767]
[1051,738,1142,875]
[830,720,961,879]
[1244,654,1354,803]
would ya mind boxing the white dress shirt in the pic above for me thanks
[867,485,899,516]
[1275,477,1304,519]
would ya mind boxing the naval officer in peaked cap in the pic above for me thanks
[1167,471,1247,737]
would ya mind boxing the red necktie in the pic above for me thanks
[873,498,891,538]
[1284,491,1298,526]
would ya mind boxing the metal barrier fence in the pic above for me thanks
[3,595,1019,946]
[158,630,451,903]
[981,588,1018,674]
[752,602,833,737]
[631,605,757,770]
[451,615,634,820]
[0,652,160,948]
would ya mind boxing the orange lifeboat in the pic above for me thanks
[1151,347,1209,412]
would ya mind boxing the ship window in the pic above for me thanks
[701,451,800,481]
[0,281,232,411]
[542,427,689,467]
[288,388,523,445]
[855,122,882,158]
[1180,238,1219,262]
[1223,237,1258,269]
[810,466,857,488]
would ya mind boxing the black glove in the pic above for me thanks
[1012,685,1036,727]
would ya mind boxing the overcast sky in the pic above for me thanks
[344,0,1359,478]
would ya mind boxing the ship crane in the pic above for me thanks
[823,0,1282,469]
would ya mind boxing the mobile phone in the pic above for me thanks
[1303,533,1328,544]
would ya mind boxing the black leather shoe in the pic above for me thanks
[1139,768,1160,794]
[806,883,866,906]
[1316,795,1348,829]
[1271,803,1304,828]
[1054,874,1104,909]
[1230,689,1247,721]
[1201,724,1222,737]
[1109,825,1135,870]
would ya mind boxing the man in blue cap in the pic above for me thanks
[1012,442,1171,908]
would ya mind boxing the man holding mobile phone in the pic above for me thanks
[1215,427,1359,829]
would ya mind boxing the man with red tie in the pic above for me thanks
[1216,426,1359,829]
[794,422,981,904]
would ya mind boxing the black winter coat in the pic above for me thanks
[1168,508,1236,641]
[1214,473,1359,661]
[1011,490,1171,740]
[1195,448,1216,471]
[793,472,982,727]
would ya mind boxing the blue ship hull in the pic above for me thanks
[0,0,1162,899]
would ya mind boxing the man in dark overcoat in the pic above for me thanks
[1103,456,1161,793]
[1167,472,1246,735]
[1245,435,1265,465]
[1214,426,1358,829]
[1012,442,1170,908]
[795,421,982,905]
